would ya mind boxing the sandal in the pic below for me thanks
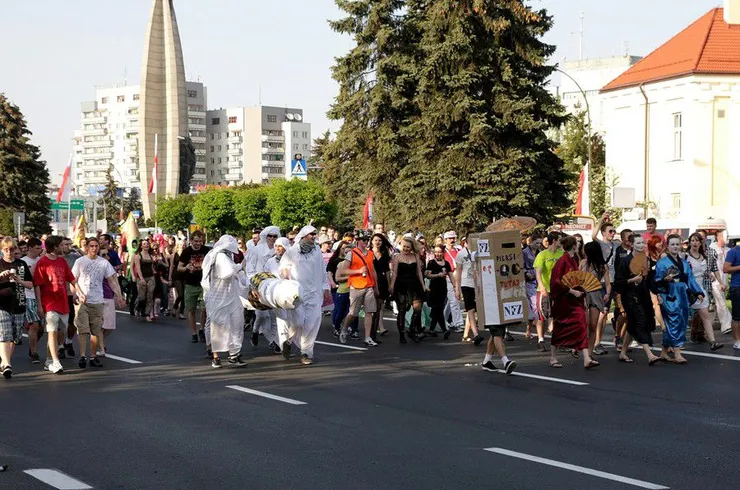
[549,360,563,368]
[648,357,661,366]
[674,357,688,364]
[571,349,579,359]
[659,356,674,363]
[585,359,600,369]
[618,356,634,363]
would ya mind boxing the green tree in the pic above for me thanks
[178,136,196,194]
[233,185,271,231]
[155,194,194,234]
[307,129,331,182]
[98,165,122,232]
[122,187,144,227]
[0,208,14,236]
[589,132,607,218]
[0,93,52,235]
[192,187,240,235]
[555,109,587,204]
[394,0,570,231]
[267,179,337,231]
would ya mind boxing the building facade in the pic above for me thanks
[205,106,311,186]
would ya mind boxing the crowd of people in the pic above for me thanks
[0,214,738,379]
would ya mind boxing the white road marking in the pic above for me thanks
[602,341,740,362]
[226,385,307,405]
[483,447,669,489]
[24,469,92,490]
[315,340,368,351]
[493,370,589,386]
[22,333,28,338]
[104,353,142,364]
[115,310,129,314]
[508,330,551,339]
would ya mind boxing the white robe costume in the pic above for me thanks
[245,226,281,346]
[277,226,329,359]
[201,235,248,356]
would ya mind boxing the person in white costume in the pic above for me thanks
[245,226,281,351]
[265,238,290,276]
[201,235,248,369]
[277,226,331,365]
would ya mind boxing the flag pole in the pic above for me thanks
[154,133,158,232]
[66,153,73,236]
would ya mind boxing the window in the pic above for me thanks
[671,193,681,209]
[302,131,309,138]
[228,116,237,124]
[218,145,222,151]
[292,131,299,138]
[101,97,109,104]
[218,157,222,164]
[210,133,214,140]
[218,133,222,139]
[293,144,299,151]
[210,146,214,152]
[188,90,198,98]
[211,117,220,125]
[267,115,277,123]
[302,144,309,150]
[672,112,682,160]
[117,95,125,102]
[210,170,215,176]
[133,94,139,101]
[210,158,214,164]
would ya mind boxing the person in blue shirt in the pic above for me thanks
[723,241,740,350]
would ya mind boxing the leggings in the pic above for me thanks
[396,296,422,338]
[172,280,185,314]
[136,276,155,316]
[428,295,447,333]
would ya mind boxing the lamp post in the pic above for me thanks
[555,67,592,216]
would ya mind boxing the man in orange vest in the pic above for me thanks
[338,231,379,347]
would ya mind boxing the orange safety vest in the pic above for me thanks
[347,248,375,289]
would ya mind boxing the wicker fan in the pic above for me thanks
[561,270,602,292]
[486,216,537,232]
[630,252,649,277]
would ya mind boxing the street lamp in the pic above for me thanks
[555,67,592,216]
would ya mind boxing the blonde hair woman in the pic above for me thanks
[388,236,427,343]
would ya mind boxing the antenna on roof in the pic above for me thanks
[579,12,585,60]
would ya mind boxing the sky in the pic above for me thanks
[0,0,722,183]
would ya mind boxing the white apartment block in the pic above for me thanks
[205,106,311,186]
[73,81,207,196]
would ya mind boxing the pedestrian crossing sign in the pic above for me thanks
[291,159,307,176]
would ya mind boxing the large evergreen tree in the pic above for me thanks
[98,165,122,232]
[0,93,52,235]
[178,136,196,194]
[395,0,570,231]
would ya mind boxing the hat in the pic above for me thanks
[318,234,331,245]
[356,231,370,241]
[443,231,457,239]
[460,236,468,243]
[275,237,290,249]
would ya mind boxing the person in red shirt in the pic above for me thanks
[641,218,666,247]
[443,231,464,332]
[33,236,77,374]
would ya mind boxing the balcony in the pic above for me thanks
[81,139,112,148]
[83,150,113,159]
[188,110,206,118]
[81,127,107,136]
[228,161,242,169]
[125,111,139,119]
[191,135,206,144]
[228,147,242,156]
[228,136,242,144]
[261,133,284,142]
[224,173,242,181]
[81,174,108,184]
[194,148,206,156]
[188,122,206,131]
[261,146,284,154]
[124,146,138,157]
[83,115,106,124]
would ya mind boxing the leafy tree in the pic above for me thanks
[179,136,196,194]
[98,165,122,232]
[233,185,271,231]
[155,194,194,234]
[122,187,144,227]
[192,187,240,235]
[0,208,14,236]
[555,109,586,203]
[267,179,337,231]
[589,132,607,218]
[0,93,52,235]
[394,0,570,231]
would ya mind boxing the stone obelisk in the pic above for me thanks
[138,0,188,219]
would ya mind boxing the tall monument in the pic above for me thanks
[138,0,188,219]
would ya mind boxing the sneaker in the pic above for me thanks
[89,357,103,368]
[211,358,222,369]
[537,341,547,352]
[2,365,12,379]
[593,344,607,355]
[300,354,313,365]
[443,330,451,340]
[50,360,64,374]
[96,350,106,358]
[710,341,724,351]
[473,335,485,346]
[29,352,40,364]
[205,349,213,359]
[14,337,22,345]
[269,341,281,354]
[481,361,498,372]
[629,341,639,348]
[461,336,472,343]
[504,332,515,341]
[504,360,517,375]
[452,325,465,333]
[65,343,75,357]
[58,347,67,359]
[364,337,378,347]
[282,340,292,360]
[228,355,248,367]
[615,336,624,349]
[734,341,740,350]
[350,331,360,340]
[250,331,259,347]
[339,327,348,344]
[332,329,340,339]
[426,331,438,338]
[191,334,199,343]
[78,357,87,369]
[43,358,53,371]
[198,329,206,343]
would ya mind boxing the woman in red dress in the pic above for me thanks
[549,235,599,369]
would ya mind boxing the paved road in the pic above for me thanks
[2,310,739,490]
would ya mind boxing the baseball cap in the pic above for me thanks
[443,231,457,239]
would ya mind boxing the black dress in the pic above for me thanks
[615,254,656,345]
[394,260,424,306]
[426,259,451,332]
[373,252,390,300]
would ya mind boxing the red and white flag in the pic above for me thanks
[57,154,73,203]
[362,190,374,229]
[148,134,158,194]
[574,168,585,215]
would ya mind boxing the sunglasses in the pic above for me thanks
[267,234,278,238]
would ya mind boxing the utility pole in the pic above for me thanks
[579,12,585,60]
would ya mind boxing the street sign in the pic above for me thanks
[291,159,307,177]
[50,199,85,211]
[12,212,25,225]
[132,210,142,219]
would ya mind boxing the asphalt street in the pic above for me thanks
[2,309,739,490]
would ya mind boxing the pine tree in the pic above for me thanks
[98,165,122,232]
[0,93,52,235]
[123,186,143,226]
[308,129,331,181]
[395,0,570,231]
[179,136,196,194]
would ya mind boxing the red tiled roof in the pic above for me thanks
[601,8,740,92]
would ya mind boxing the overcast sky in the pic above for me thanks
[0,0,721,182]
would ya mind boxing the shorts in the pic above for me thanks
[45,311,69,333]
[461,286,476,312]
[25,298,42,325]
[604,283,616,313]
[184,284,204,312]
[68,295,76,325]
[731,287,740,322]
[536,291,551,321]
[486,324,506,338]
[103,298,116,330]
[74,303,104,337]
[0,310,25,342]
[526,282,537,320]
[349,287,377,316]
